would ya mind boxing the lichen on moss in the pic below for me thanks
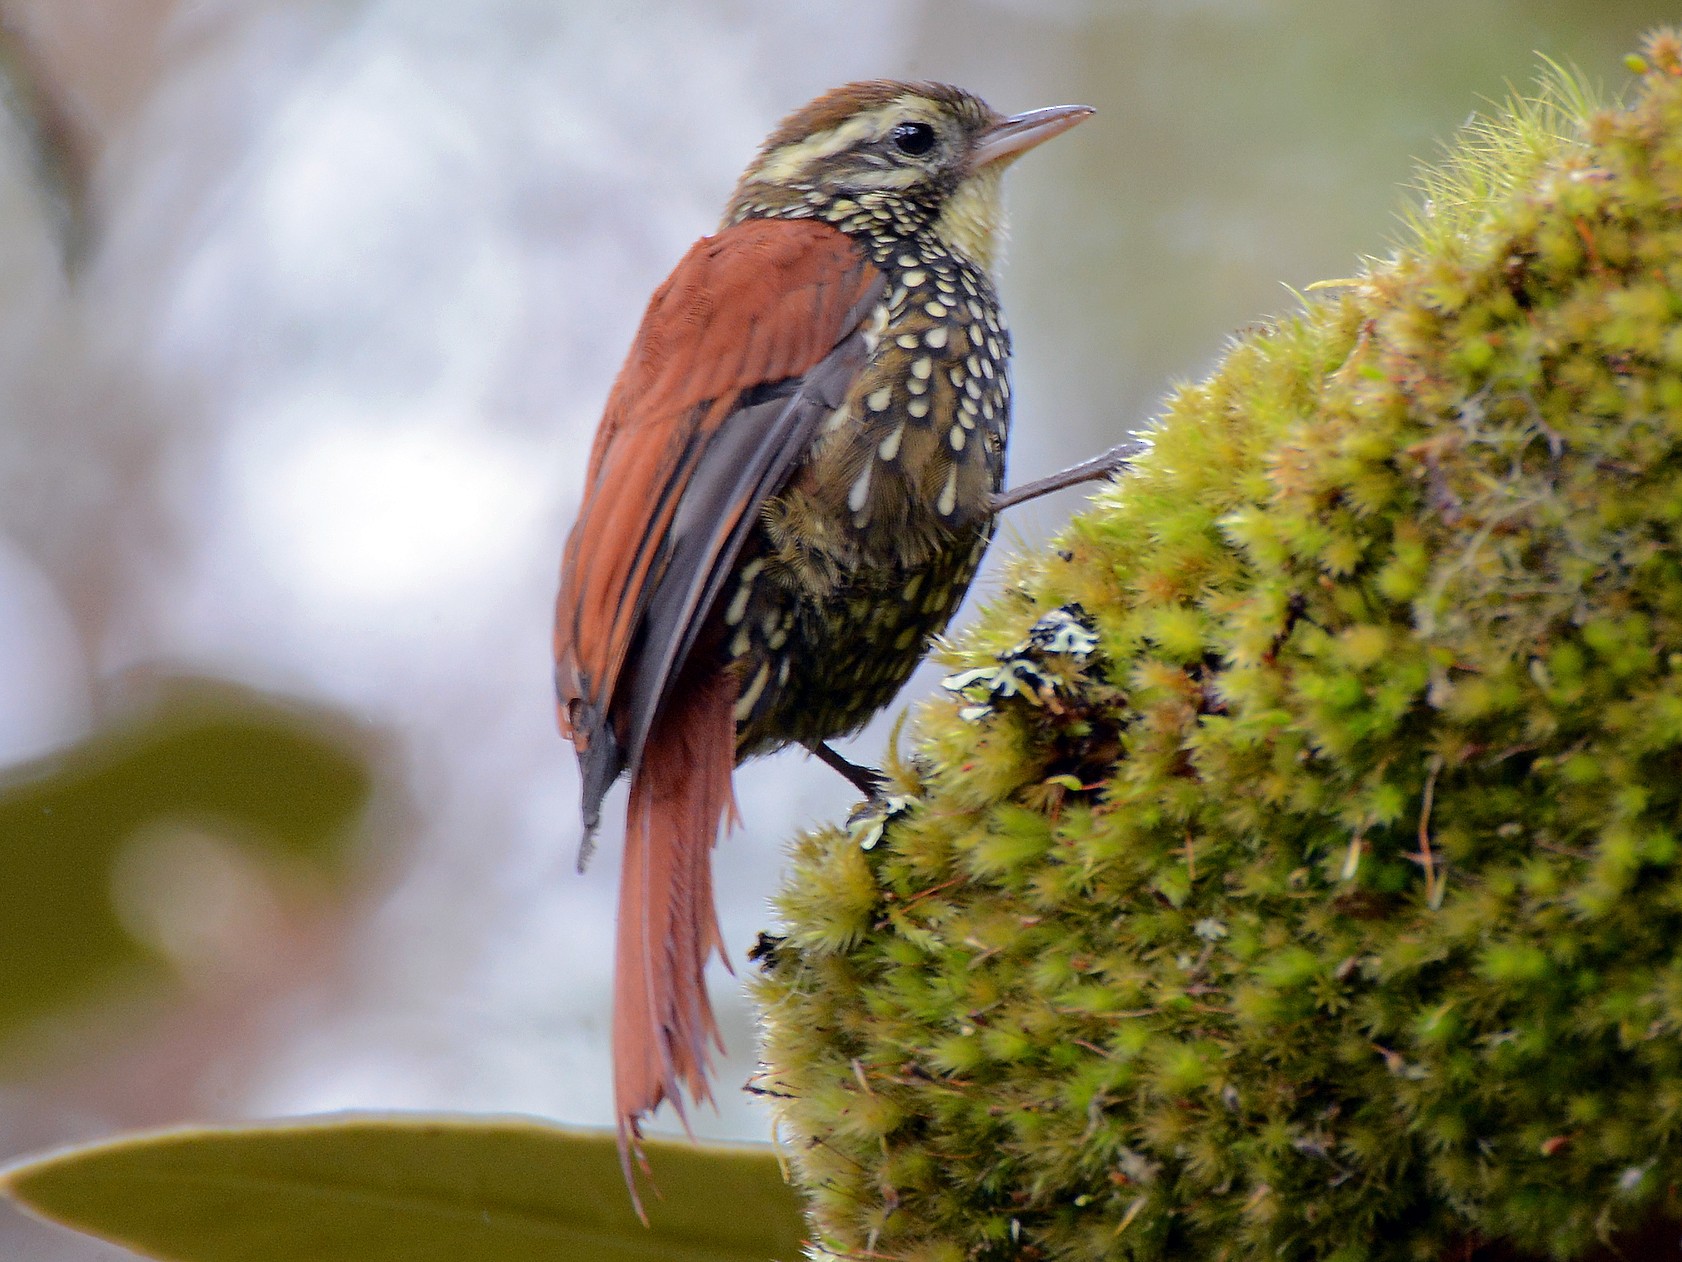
[754,33,1682,1262]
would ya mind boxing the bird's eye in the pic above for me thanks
[891,121,937,156]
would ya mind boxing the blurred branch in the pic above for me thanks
[0,0,180,269]
[0,15,88,266]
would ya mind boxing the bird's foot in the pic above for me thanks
[812,740,887,797]
[990,437,1143,513]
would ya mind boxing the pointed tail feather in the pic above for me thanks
[613,669,739,1202]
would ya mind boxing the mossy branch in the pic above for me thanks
[757,32,1682,1262]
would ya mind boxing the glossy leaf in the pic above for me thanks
[1,1114,808,1262]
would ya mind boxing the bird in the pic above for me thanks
[553,80,1109,1189]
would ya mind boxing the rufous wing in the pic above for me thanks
[555,217,884,833]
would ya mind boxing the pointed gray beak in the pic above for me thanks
[970,103,1095,171]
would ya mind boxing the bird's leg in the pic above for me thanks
[812,741,886,797]
[990,438,1142,513]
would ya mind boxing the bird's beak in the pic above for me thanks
[970,103,1095,172]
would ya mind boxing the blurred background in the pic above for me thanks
[0,1,1672,1256]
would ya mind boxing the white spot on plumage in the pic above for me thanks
[924,325,949,349]
[867,386,892,412]
[724,559,765,626]
[723,585,750,629]
[878,424,904,461]
[908,396,931,418]
[937,465,959,517]
[848,462,873,514]
[861,303,889,354]
[734,662,771,721]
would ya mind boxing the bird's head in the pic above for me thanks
[725,81,1092,275]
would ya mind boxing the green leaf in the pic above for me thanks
[0,679,373,1047]
[1,1114,808,1262]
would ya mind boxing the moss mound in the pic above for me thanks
[754,35,1682,1262]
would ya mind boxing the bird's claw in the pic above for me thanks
[990,437,1144,513]
[812,740,887,798]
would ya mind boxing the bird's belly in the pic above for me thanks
[727,522,993,758]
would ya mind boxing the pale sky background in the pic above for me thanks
[0,2,1673,1257]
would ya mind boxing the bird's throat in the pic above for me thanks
[933,167,1008,279]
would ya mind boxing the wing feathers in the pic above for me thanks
[619,345,858,780]
[555,218,883,826]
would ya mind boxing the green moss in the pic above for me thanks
[755,35,1682,1262]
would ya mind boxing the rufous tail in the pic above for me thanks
[614,669,738,1208]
